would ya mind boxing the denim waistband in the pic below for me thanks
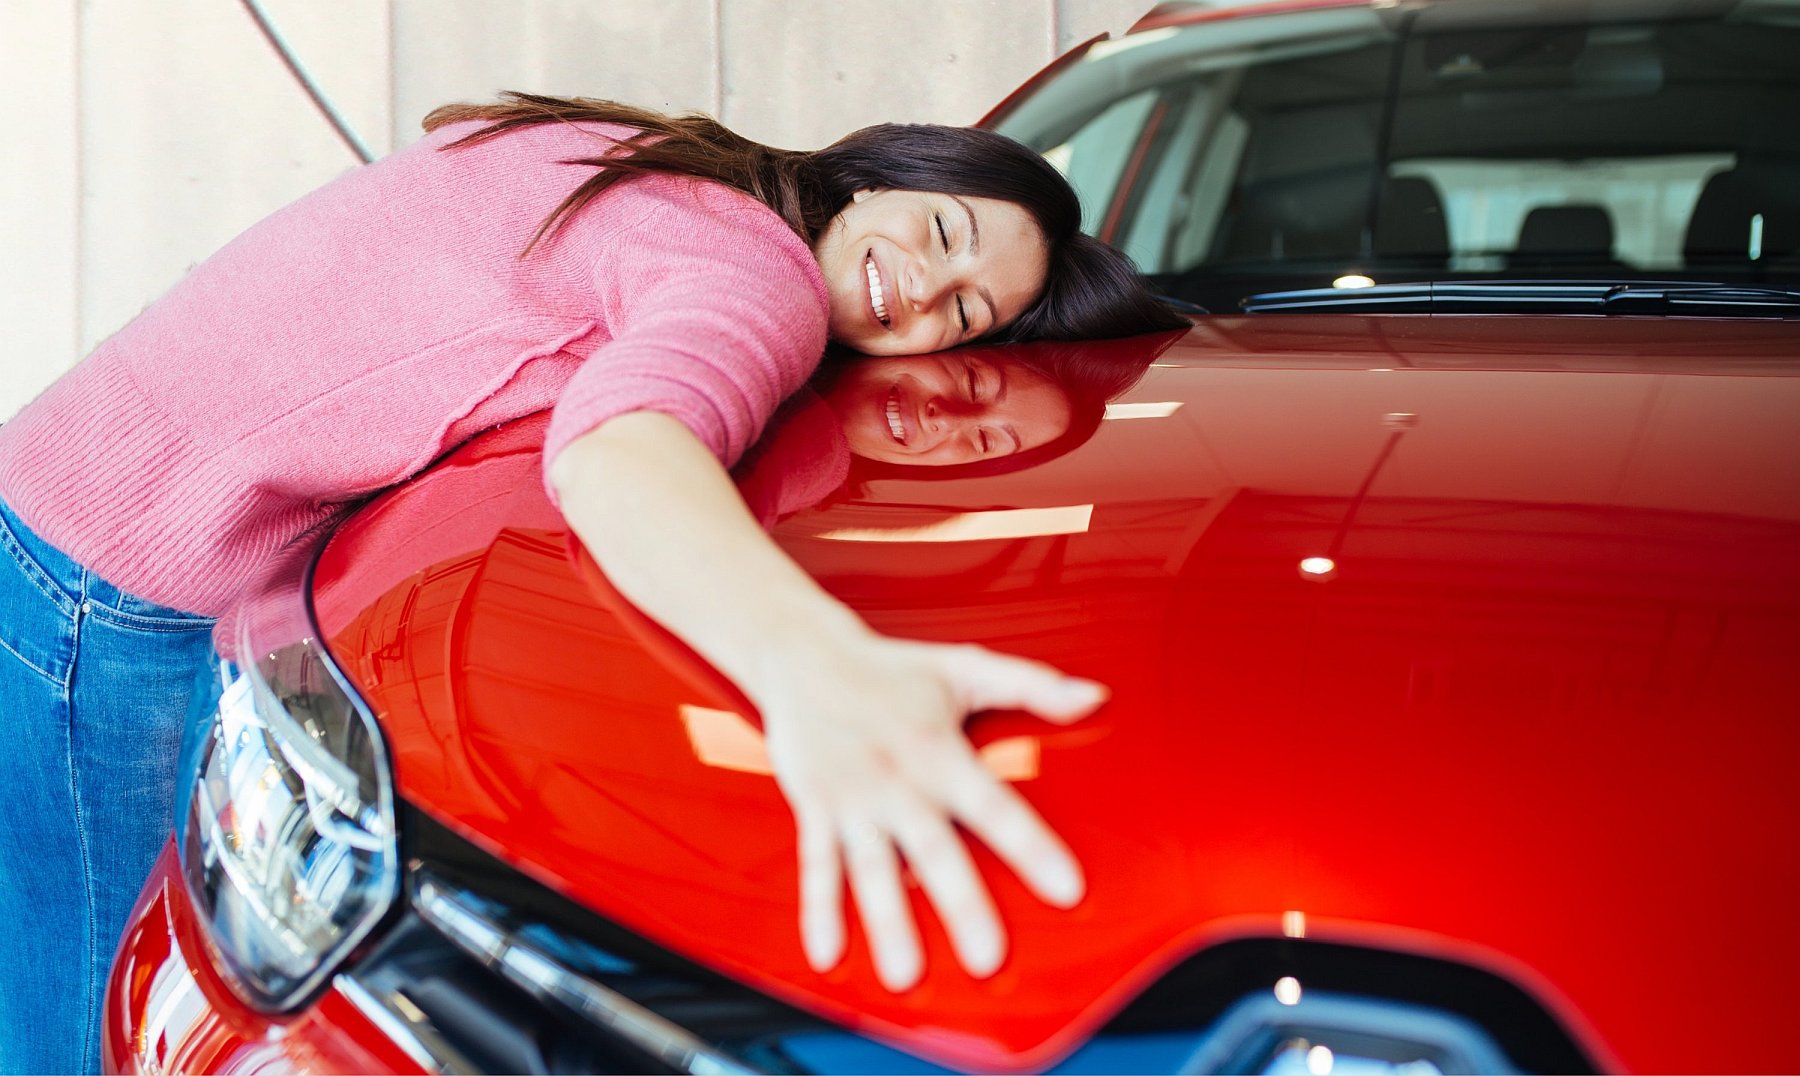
[0,495,209,623]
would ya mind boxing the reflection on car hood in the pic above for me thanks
[311,316,1800,1073]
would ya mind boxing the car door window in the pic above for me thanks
[1041,88,1161,237]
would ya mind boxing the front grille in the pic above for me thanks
[339,804,850,1074]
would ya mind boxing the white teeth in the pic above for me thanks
[865,254,890,326]
[885,395,906,444]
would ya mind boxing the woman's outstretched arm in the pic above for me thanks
[549,410,1098,991]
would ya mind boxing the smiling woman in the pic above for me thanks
[0,90,1185,1073]
[815,191,1051,354]
[730,337,1177,532]
[824,351,1074,465]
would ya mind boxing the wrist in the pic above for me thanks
[738,602,876,714]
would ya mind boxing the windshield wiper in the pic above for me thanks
[1241,280,1800,316]
[1599,284,1800,315]
[1153,292,1211,316]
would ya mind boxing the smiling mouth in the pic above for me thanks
[865,250,891,328]
[884,385,907,445]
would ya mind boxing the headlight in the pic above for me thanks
[175,552,398,1011]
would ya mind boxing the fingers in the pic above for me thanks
[797,808,846,973]
[775,637,1102,994]
[829,766,1078,992]
[885,803,1005,978]
[919,643,1095,908]
[935,748,1085,908]
[840,818,924,991]
[943,645,1108,724]
[803,791,1008,987]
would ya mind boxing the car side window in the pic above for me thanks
[1155,105,1249,274]
[1115,81,1229,273]
[1041,88,1161,238]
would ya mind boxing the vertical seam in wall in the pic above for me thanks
[386,0,397,151]
[710,0,724,118]
[1049,0,1062,57]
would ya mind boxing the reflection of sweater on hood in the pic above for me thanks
[297,399,847,659]
[731,388,851,528]
[0,120,828,616]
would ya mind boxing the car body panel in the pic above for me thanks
[303,315,1800,1072]
[104,845,424,1075]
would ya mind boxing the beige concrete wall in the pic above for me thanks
[1,0,1176,421]
[3,0,80,413]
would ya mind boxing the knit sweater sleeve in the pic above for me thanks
[540,178,831,502]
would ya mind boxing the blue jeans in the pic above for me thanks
[0,497,216,1074]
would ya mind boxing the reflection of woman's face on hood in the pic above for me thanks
[821,351,1073,466]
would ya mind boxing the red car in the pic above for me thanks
[108,0,1800,1072]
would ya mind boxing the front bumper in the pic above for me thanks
[103,841,421,1075]
[105,812,805,1076]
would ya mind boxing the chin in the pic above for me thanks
[827,316,881,356]
[848,415,902,464]
[845,439,902,465]
[841,334,912,358]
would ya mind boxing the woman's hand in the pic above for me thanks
[760,633,1102,991]
[552,411,1097,990]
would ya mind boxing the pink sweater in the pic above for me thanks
[0,121,830,615]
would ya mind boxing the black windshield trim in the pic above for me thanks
[1243,279,1800,315]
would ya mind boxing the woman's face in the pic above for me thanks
[823,352,1073,466]
[814,189,1050,355]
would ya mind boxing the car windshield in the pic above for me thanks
[993,0,1800,312]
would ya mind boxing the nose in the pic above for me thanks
[922,394,982,437]
[904,260,954,312]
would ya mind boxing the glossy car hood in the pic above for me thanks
[312,316,1800,1073]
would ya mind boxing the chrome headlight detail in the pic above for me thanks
[176,626,398,1011]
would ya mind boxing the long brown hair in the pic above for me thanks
[423,93,830,255]
[422,92,1189,341]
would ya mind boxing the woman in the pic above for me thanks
[0,93,1185,1072]
[736,332,1176,526]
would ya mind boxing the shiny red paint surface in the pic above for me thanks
[305,315,1800,1072]
[1132,0,1369,34]
[103,843,421,1075]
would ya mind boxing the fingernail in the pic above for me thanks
[1063,678,1106,705]
[804,924,842,971]
[965,928,1004,978]
[878,949,923,992]
[1043,861,1085,907]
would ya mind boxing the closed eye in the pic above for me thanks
[936,214,971,334]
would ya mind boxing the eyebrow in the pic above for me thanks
[950,194,1001,329]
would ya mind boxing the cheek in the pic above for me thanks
[844,423,904,463]
[828,273,861,325]
[832,383,893,458]
[843,422,881,457]
[1010,390,1074,451]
